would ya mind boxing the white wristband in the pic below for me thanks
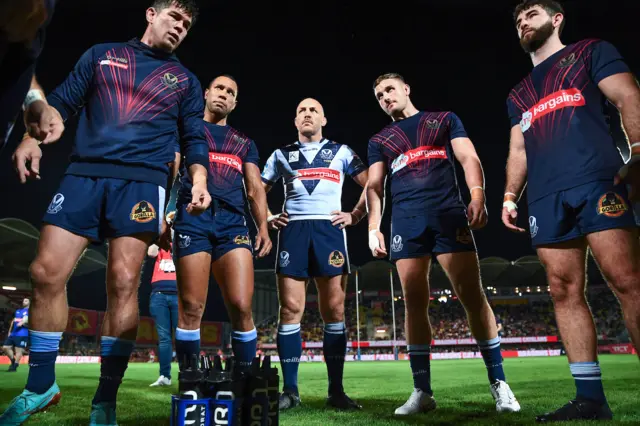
[22,90,45,111]
[503,200,518,212]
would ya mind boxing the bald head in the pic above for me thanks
[295,98,327,141]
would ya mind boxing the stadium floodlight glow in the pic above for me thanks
[376,329,386,333]
[2,286,17,291]
[518,292,523,296]
[537,287,541,292]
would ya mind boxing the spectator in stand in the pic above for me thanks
[496,315,504,337]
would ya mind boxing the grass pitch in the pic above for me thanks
[1,355,639,425]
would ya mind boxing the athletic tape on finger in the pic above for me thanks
[368,229,381,253]
[503,200,518,212]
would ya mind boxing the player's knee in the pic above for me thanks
[548,274,584,305]
[279,303,303,323]
[29,257,64,292]
[322,304,344,323]
[180,299,205,325]
[608,270,640,300]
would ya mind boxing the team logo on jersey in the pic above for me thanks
[288,152,299,163]
[47,193,65,214]
[320,149,334,161]
[329,250,345,267]
[597,192,628,217]
[520,89,585,133]
[279,251,290,267]
[426,119,440,129]
[557,53,577,68]
[178,234,191,249]
[529,216,539,238]
[456,228,473,245]
[234,235,251,245]
[390,146,447,174]
[130,201,156,223]
[161,73,179,89]
[391,235,403,252]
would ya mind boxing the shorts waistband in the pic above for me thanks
[288,215,332,221]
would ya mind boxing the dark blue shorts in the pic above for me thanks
[528,180,637,247]
[3,335,28,349]
[389,208,476,260]
[42,175,165,242]
[172,201,252,261]
[276,219,350,278]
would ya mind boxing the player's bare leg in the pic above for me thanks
[535,238,612,422]
[438,251,520,413]
[0,225,89,423]
[276,275,307,410]
[12,347,24,370]
[588,228,640,357]
[90,232,154,424]
[394,256,437,415]
[3,345,15,371]
[175,251,212,367]
[212,248,257,372]
[315,274,361,410]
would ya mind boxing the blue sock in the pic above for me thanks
[323,322,346,395]
[277,323,301,395]
[175,328,200,370]
[570,362,606,403]
[408,344,432,395]
[231,328,257,373]
[92,336,134,404]
[25,331,62,394]
[477,336,506,383]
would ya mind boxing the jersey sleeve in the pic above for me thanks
[367,138,385,166]
[589,40,631,85]
[506,95,522,128]
[178,75,208,169]
[47,46,96,121]
[448,112,468,139]
[261,150,281,185]
[245,140,260,166]
[341,145,366,178]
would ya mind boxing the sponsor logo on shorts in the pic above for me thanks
[47,193,65,214]
[288,152,299,163]
[597,192,628,218]
[520,88,585,133]
[390,146,447,174]
[529,216,539,238]
[234,235,251,245]
[391,235,403,252]
[178,234,191,249]
[456,228,473,245]
[557,52,577,68]
[130,201,156,223]
[279,251,290,267]
[426,119,440,129]
[296,168,340,183]
[161,72,179,89]
[328,250,345,267]
[209,152,243,173]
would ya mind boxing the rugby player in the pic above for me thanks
[172,75,272,375]
[367,73,520,415]
[3,298,30,372]
[504,0,640,421]
[3,1,210,424]
[262,97,367,411]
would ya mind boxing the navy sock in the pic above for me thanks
[477,336,506,383]
[92,336,134,404]
[231,328,257,373]
[175,328,200,370]
[277,323,301,395]
[408,344,432,395]
[25,331,62,394]
[323,322,346,395]
[570,362,607,403]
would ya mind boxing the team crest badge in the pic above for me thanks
[597,192,628,217]
[426,119,440,129]
[328,250,345,267]
[320,149,334,161]
[520,111,532,133]
[456,228,473,245]
[130,201,156,223]
[279,251,290,267]
[557,53,577,68]
[161,73,179,89]
[47,193,65,214]
[234,235,251,245]
[529,216,539,238]
[391,235,403,252]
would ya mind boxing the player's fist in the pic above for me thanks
[187,182,211,215]
[254,227,273,258]
[12,137,42,183]
[501,200,526,233]
[467,199,488,230]
[24,102,64,144]
[268,212,289,230]
[368,228,387,258]
[614,159,640,202]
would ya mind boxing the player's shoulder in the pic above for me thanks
[89,41,130,55]
[226,125,255,146]
[280,142,300,153]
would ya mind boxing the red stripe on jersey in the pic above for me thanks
[521,88,585,132]
[209,152,243,173]
[296,168,340,183]
[390,146,447,174]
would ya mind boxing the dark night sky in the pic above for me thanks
[1,0,639,272]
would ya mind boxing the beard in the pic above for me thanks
[520,20,554,53]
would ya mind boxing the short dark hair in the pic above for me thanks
[151,0,199,25]
[209,74,239,94]
[373,73,406,90]
[513,0,565,35]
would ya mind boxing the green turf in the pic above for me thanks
[1,355,639,425]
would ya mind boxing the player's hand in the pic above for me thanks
[268,212,289,230]
[614,160,640,202]
[368,228,387,258]
[187,182,211,215]
[158,219,172,251]
[12,137,42,183]
[501,202,526,233]
[467,200,488,230]
[24,103,64,144]
[254,227,273,258]
[330,210,356,229]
